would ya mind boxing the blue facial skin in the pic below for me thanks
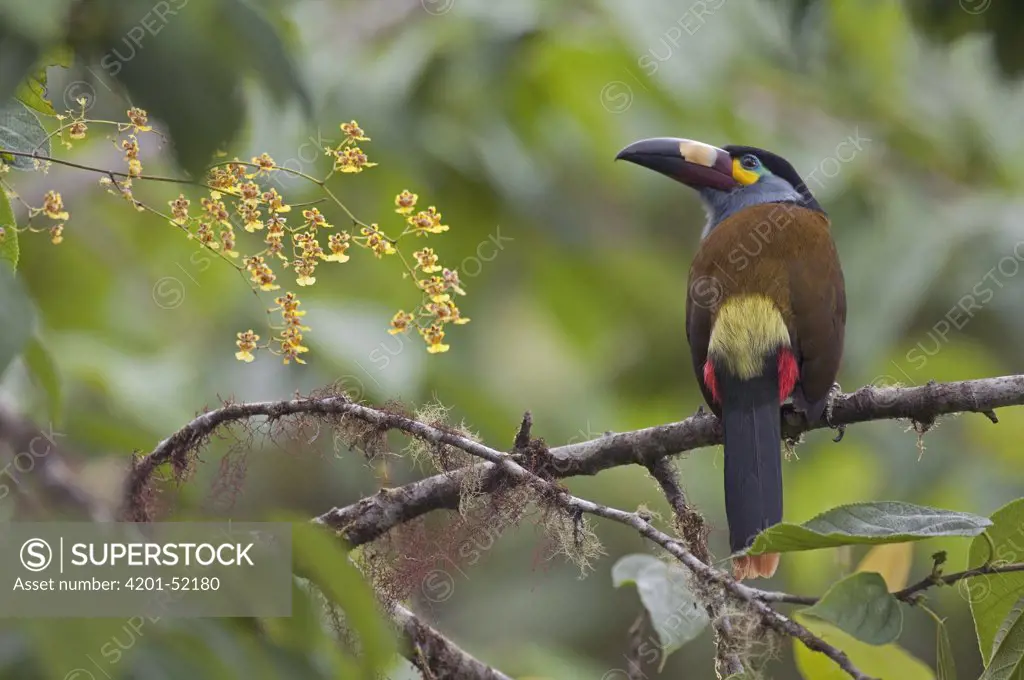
[697,155,803,239]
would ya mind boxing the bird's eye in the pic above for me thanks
[740,154,760,170]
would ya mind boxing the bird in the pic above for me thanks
[615,137,846,580]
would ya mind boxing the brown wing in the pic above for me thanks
[686,269,719,416]
[787,225,846,408]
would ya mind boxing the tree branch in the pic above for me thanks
[316,398,878,676]
[312,374,1024,548]
[127,374,1024,678]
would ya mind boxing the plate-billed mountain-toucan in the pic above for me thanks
[616,138,846,580]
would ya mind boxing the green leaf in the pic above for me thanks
[611,553,709,665]
[12,47,71,117]
[0,261,34,378]
[290,521,396,675]
[803,572,903,645]
[0,188,17,269]
[936,617,957,680]
[794,615,934,680]
[968,499,1024,666]
[612,553,658,587]
[24,335,61,425]
[980,597,1024,680]
[0,99,49,169]
[16,67,54,116]
[746,502,991,555]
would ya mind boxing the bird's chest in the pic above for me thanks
[689,206,802,309]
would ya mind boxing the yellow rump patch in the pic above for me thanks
[708,295,790,379]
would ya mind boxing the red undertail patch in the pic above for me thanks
[778,348,798,402]
[703,360,720,404]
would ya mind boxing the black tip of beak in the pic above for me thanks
[616,137,738,192]
[615,137,680,162]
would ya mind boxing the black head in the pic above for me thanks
[722,145,823,213]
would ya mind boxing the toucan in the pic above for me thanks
[616,138,846,580]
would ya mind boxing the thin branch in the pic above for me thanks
[647,457,710,564]
[897,561,1024,598]
[0,148,203,186]
[751,561,1024,607]
[392,602,514,680]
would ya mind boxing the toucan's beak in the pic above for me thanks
[616,137,738,191]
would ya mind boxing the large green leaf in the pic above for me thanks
[746,502,991,555]
[0,188,17,268]
[612,553,709,665]
[793,615,934,680]
[980,597,1024,680]
[0,261,34,378]
[969,499,1024,670]
[803,572,903,645]
[291,521,396,675]
[0,99,49,169]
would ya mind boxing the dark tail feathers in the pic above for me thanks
[720,352,783,557]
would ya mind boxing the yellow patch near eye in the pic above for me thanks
[732,158,760,186]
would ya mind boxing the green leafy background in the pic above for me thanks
[2,0,1024,678]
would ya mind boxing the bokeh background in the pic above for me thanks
[3,0,1024,677]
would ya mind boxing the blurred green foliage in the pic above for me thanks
[0,0,310,174]
[0,0,1023,678]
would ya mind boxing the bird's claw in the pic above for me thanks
[826,382,844,442]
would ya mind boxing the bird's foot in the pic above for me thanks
[826,382,845,443]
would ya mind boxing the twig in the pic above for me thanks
[750,561,1024,607]
[897,561,1024,600]
[647,457,710,564]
